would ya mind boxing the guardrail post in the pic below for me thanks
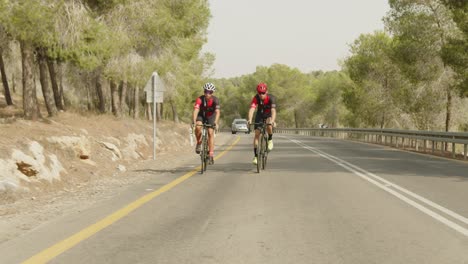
[464,144,467,160]
[416,139,419,152]
[452,142,455,158]
[423,140,427,153]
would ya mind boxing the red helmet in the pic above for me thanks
[256,82,268,93]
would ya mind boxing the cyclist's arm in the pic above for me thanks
[248,97,257,124]
[248,107,255,124]
[193,97,201,124]
[192,108,199,124]
[269,95,277,126]
[214,109,220,126]
[270,108,276,127]
[214,97,220,127]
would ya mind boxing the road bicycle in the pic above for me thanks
[252,121,272,173]
[195,123,214,174]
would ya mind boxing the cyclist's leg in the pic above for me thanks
[195,116,204,143]
[194,116,204,153]
[207,116,216,164]
[266,116,273,134]
[266,116,274,150]
[252,115,262,164]
[253,115,263,148]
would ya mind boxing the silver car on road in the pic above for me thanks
[231,119,249,134]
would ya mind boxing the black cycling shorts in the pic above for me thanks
[254,114,271,130]
[196,114,216,126]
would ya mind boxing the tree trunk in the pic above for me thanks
[47,59,64,111]
[95,73,106,113]
[0,48,13,105]
[380,111,385,129]
[20,41,40,120]
[84,72,91,111]
[146,103,153,120]
[12,73,16,93]
[37,48,57,117]
[127,85,133,116]
[294,109,299,128]
[86,84,92,111]
[57,61,66,110]
[156,103,162,121]
[445,87,452,132]
[133,86,139,119]
[110,80,121,117]
[119,80,128,113]
[170,100,179,123]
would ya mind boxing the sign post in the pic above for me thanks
[144,72,166,160]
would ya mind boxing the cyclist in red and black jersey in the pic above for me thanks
[192,83,220,165]
[247,82,276,165]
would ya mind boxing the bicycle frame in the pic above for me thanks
[196,123,213,174]
[253,121,272,173]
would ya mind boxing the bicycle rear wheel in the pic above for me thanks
[256,135,262,173]
[203,137,209,172]
[262,134,268,169]
[200,131,208,174]
[200,142,205,174]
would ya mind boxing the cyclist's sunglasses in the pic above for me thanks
[258,92,266,95]
[204,90,213,94]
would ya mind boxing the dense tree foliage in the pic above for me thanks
[0,0,466,132]
[0,0,212,120]
[441,0,467,96]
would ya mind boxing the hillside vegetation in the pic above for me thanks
[0,0,466,130]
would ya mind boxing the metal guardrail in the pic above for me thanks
[273,128,468,160]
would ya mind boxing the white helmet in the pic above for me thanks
[203,82,216,92]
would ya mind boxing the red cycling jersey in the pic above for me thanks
[250,94,276,116]
[194,95,220,118]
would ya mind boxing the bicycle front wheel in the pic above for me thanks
[261,134,268,170]
[262,134,268,169]
[203,138,209,172]
[200,144,205,174]
[256,136,262,173]
[200,133,208,174]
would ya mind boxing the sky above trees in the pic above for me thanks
[203,0,390,78]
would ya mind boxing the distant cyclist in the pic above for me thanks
[247,82,276,165]
[192,83,220,165]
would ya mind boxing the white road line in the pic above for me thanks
[298,141,468,225]
[288,138,468,237]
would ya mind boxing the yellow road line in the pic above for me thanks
[22,136,240,264]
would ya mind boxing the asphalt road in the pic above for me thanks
[1,133,468,263]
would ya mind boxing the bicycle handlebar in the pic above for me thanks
[249,122,273,126]
[193,123,215,128]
